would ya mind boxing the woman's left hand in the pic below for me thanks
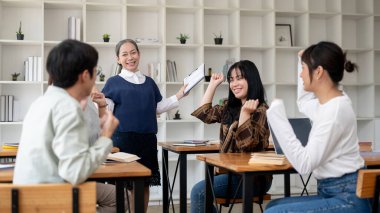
[91,91,107,107]
[241,99,259,115]
[176,84,189,100]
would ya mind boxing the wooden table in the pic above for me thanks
[197,151,380,213]
[0,161,151,213]
[158,142,219,213]
[0,147,120,157]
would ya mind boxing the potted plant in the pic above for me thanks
[176,33,190,44]
[102,34,110,42]
[96,66,105,81]
[174,110,181,119]
[16,21,24,40]
[213,31,223,45]
[99,73,105,82]
[11,73,20,81]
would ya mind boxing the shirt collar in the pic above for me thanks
[120,69,143,78]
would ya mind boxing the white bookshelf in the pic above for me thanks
[1,0,379,201]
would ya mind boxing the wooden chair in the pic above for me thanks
[0,181,96,213]
[356,169,380,213]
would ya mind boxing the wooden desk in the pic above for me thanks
[197,151,380,213]
[0,147,120,157]
[360,151,380,168]
[0,161,151,213]
[158,142,219,213]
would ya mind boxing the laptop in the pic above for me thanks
[269,118,312,155]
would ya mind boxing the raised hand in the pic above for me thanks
[209,72,224,88]
[241,99,259,115]
[176,84,189,100]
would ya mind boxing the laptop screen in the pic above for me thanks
[270,118,312,155]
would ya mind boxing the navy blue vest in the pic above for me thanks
[102,76,162,133]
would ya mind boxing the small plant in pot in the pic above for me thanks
[174,110,181,120]
[16,21,24,40]
[96,66,105,81]
[213,31,223,45]
[102,34,110,42]
[176,33,190,44]
[11,72,20,81]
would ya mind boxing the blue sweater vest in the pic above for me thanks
[102,76,162,133]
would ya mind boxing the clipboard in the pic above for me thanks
[183,63,205,94]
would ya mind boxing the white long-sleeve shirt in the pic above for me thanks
[14,86,112,185]
[266,57,364,179]
[106,69,179,113]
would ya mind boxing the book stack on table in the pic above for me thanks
[249,151,288,165]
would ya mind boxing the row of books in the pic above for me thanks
[166,60,178,82]
[146,62,162,83]
[68,16,81,40]
[24,56,42,82]
[0,95,14,122]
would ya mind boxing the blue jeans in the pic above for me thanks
[190,173,272,213]
[265,170,372,213]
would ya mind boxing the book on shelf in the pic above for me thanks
[183,63,205,94]
[106,152,140,163]
[248,152,288,166]
[2,142,19,150]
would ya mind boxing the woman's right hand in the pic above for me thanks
[209,72,224,88]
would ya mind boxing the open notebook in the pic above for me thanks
[270,118,312,155]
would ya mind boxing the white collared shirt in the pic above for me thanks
[106,68,179,114]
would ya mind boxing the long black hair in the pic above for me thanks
[222,60,266,125]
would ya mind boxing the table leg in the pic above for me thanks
[162,149,169,213]
[115,180,125,213]
[179,153,187,213]
[204,164,214,213]
[284,173,291,197]
[242,173,254,213]
[133,178,145,213]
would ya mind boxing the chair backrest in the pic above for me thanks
[0,181,96,213]
[356,169,380,198]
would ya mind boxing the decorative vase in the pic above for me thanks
[12,76,18,81]
[103,38,110,42]
[214,38,223,45]
[100,76,105,82]
[180,39,186,44]
[16,34,24,40]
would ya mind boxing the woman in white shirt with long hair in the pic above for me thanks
[265,41,371,213]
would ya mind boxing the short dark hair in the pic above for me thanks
[223,60,266,124]
[301,41,357,85]
[46,39,98,88]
